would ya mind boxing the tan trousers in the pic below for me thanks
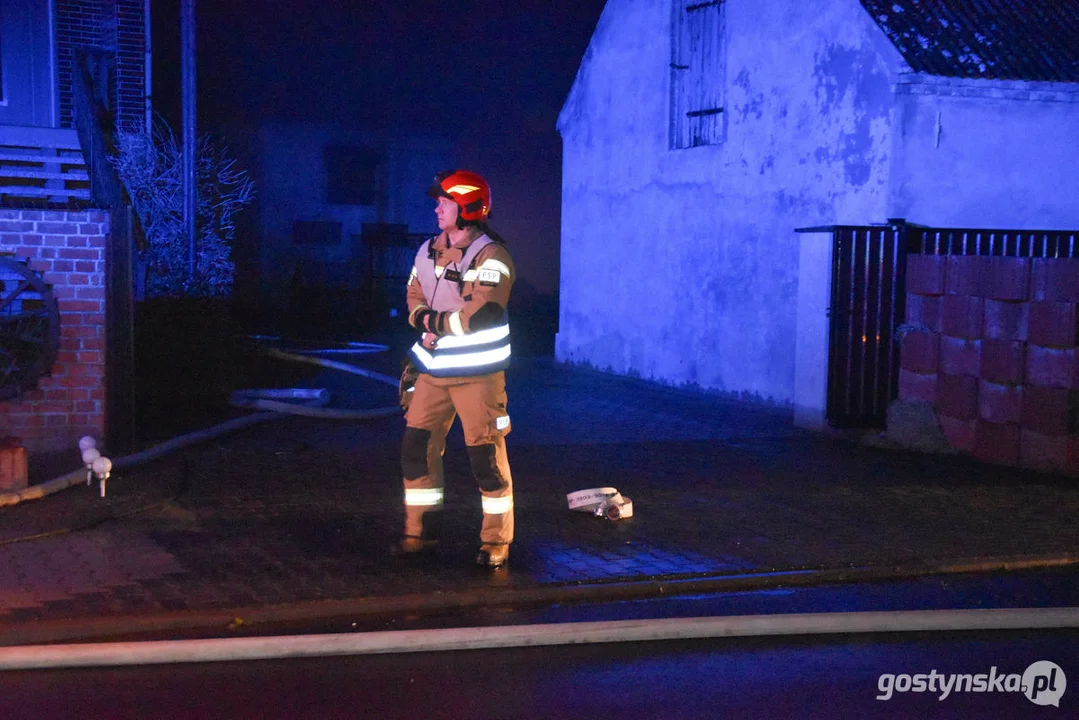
[401,371,513,545]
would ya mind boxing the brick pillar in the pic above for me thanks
[0,209,108,454]
[902,254,1079,476]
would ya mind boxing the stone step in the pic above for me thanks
[0,168,89,181]
[0,186,91,199]
[0,152,86,165]
[0,125,81,151]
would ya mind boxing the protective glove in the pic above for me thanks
[399,359,419,411]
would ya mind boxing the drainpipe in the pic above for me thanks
[181,0,197,286]
[144,0,152,131]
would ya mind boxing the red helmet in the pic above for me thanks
[427,169,491,223]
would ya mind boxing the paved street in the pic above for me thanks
[2,350,1078,645]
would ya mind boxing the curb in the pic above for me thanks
[4,607,1079,670]
[2,553,1075,647]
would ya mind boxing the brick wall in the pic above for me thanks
[899,255,1079,476]
[895,74,1079,104]
[55,0,101,129]
[0,209,108,454]
[55,0,146,131]
[114,0,147,131]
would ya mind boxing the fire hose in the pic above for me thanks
[0,337,403,507]
[567,487,634,521]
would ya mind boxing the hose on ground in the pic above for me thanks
[0,337,405,507]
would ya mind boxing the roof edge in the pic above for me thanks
[557,0,614,134]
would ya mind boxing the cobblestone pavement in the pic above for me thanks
[2,356,1078,640]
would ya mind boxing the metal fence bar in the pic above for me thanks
[845,229,857,419]
[871,229,882,418]
[888,223,906,422]
[857,229,869,418]
[822,220,1078,429]
[906,227,1079,258]
[826,225,904,428]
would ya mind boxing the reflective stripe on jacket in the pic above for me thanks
[407,235,512,377]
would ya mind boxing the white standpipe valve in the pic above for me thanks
[92,456,112,498]
[82,447,101,486]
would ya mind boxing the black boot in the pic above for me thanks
[392,510,442,557]
[476,543,509,568]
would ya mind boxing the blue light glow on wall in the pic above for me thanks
[556,0,1079,405]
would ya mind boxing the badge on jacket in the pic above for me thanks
[478,268,501,286]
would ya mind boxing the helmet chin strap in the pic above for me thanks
[447,223,481,248]
[455,213,485,230]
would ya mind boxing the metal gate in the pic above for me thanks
[827,224,906,428]
[817,220,1079,429]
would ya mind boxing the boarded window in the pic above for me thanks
[670,0,726,149]
[325,146,380,205]
[292,220,342,246]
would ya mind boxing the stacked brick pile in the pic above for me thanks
[898,255,1079,475]
[0,209,107,454]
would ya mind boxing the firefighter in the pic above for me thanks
[397,169,515,568]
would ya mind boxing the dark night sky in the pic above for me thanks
[151,0,609,296]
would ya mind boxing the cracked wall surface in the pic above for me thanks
[556,0,900,402]
[557,0,1079,404]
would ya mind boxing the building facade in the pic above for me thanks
[0,0,149,455]
[556,0,1079,404]
[239,122,453,326]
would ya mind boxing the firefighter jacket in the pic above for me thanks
[406,231,514,377]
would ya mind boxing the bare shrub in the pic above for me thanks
[111,117,254,298]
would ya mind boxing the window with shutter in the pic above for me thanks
[670,0,726,149]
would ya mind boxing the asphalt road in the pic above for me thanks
[1,629,1075,719]
[1,570,1077,719]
